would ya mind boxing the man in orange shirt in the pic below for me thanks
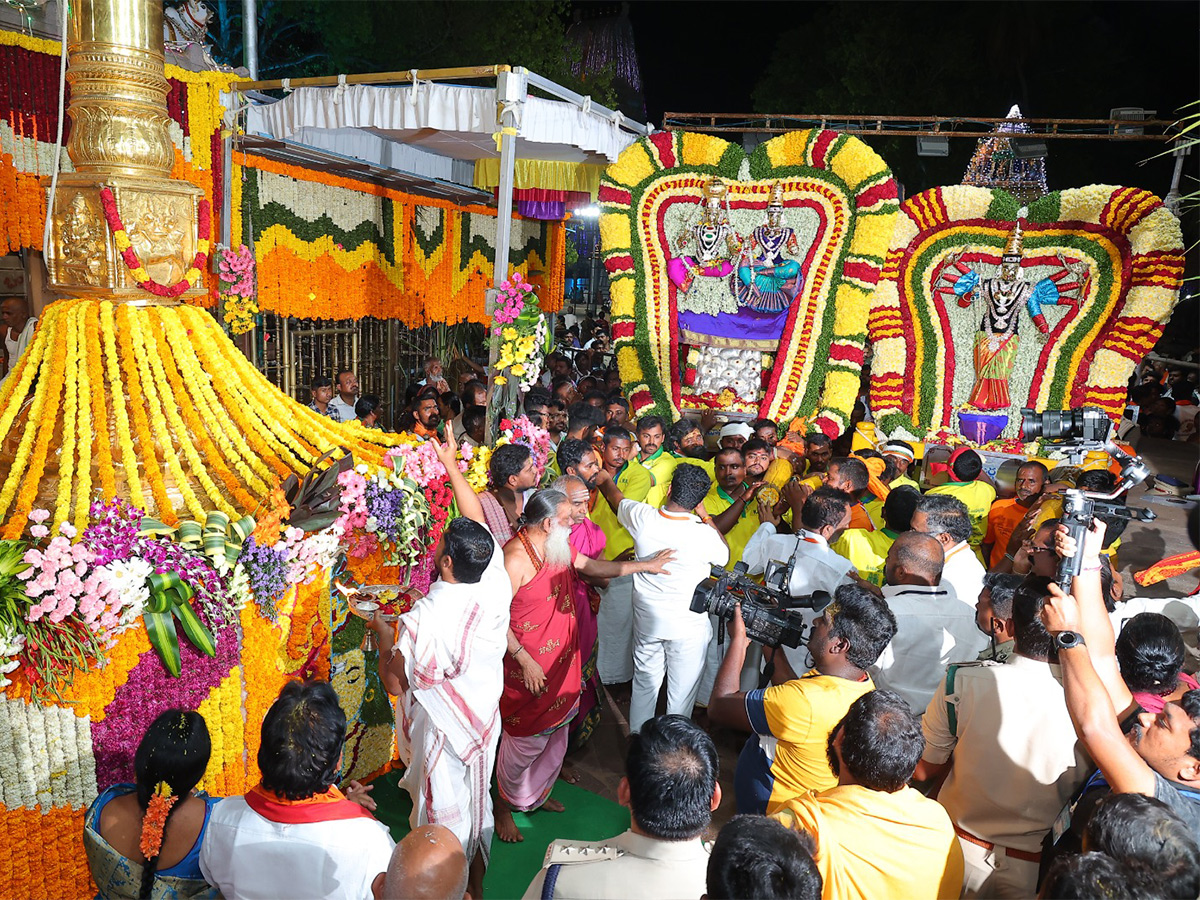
[982,462,1048,569]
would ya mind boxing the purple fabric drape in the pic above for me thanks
[517,199,566,220]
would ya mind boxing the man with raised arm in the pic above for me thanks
[368,429,511,899]
[1041,521,1200,840]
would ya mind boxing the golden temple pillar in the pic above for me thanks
[43,0,205,299]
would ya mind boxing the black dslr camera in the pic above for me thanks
[1020,407,1112,445]
[690,552,832,649]
[1022,407,1156,589]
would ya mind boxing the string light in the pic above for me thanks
[962,105,1049,205]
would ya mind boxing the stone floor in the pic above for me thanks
[565,435,1199,832]
[1115,434,1198,598]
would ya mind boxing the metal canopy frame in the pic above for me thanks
[233,134,496,204]
[663,112,1180,142]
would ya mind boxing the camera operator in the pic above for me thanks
[742,486,874,675]
[707,585,896,816]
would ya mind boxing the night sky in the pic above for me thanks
[578,0,1199,339]
[595,1,1200,205]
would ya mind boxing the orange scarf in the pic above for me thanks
[244,784,373,824]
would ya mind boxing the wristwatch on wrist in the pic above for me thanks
[1054,631,1086,651]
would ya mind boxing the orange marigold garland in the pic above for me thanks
[139,782,178,859]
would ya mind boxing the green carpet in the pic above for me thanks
[368,768,632,899]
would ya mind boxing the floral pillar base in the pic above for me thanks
[958,410,1009,445]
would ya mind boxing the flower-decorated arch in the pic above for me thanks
[599,130,898,436]
[868,185,1185,439]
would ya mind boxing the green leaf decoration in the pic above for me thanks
[143,609,181,677]
[172,603,217,659]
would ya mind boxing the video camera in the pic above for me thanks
[690,543,832,649]
[1022,407,1157,590]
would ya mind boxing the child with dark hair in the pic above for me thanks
[83,709,218,900]
[1116,613,1199,714]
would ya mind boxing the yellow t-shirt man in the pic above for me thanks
[743,671,875,813]
[638,447,679,509]
[927,480,996,552]
[832,528,897,587]
[645,453,716,508]
[773,784,964,900]
[702,484,761,567]
[589,458,652,560]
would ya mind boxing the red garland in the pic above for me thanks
[98,186,210,297]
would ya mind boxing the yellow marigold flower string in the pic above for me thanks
[85,303,117,504]
[101,301,146,511]
[0,330,50,522]
[152,309,260,508]
[116,303,175,521]
[142,317,236,517]
[163,315,272,491]
[53,301,80,530]
[72,305,94,532]
[2,314,67,538]
[0,300,53,440]
[127,308,206,520]
[146,310,251,513]
[181,308,317,472]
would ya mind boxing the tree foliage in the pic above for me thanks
[205,0,615,104]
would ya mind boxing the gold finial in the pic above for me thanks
[1002,219,1024,261]
[768,182,785,208]
[703,177,728,201]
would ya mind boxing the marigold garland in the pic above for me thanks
[99,187,210,298]
[52,303,80,531]
[238,153,564,323]
[599,129,897,435]
[100,302,147,511]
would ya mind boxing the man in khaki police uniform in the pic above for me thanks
[914,577,1089,898]
[522,715,718,900]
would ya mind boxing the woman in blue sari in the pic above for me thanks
[84,710,220,900]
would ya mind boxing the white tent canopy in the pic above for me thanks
[236,66,649,298]
[247,80,638,167]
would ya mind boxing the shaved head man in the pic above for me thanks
[875,531,988,713]
[884,531,945,588]
[373,824,469,900]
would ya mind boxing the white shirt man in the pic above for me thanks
[873,582,988,713]
[391,532,511,866]
[912,498,985,614]
[612,469,728,734]
[742,523,854,675]
[942,541,986,612]
[201,794,393,900]
[871,532,988,713]
[741,487,856,674]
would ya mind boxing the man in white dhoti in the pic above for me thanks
[369,431,510,899]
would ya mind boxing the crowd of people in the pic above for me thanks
[82,334,1200,900]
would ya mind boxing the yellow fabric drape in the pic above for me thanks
[473,158,603,198]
